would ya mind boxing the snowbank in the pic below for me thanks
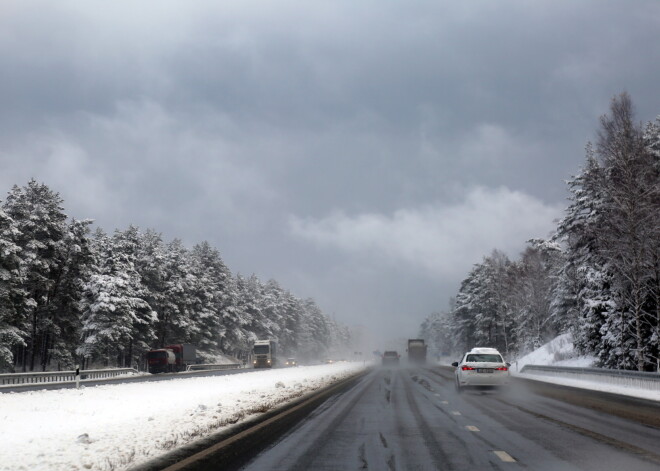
[0,362,366,471]
[510,332,596,373]
[511,333,660,402]
[518,373,660,402]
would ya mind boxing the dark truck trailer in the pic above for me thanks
[407,339,427,365]
[165,344,197,371]
[147,344,197,373]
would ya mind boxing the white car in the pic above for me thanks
[452,347,510,392]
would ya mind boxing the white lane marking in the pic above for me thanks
[441,401,449,404]
[466,425,479,432]
[451,411,461,415]
[493,451,516,462]
[434,393,441,397]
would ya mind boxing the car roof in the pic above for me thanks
[468,347,501,354]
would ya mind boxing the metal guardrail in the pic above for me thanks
[0,368,139,386]
[185,363,242,372]
[519,364,660,391]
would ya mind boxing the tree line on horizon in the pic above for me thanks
[421,93,660,372]
[0,184,350,372]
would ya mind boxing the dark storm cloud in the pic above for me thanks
[1,0,660,342]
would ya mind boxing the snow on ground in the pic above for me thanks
[518,373,660,402]
[510,332,596,373]
[0,362,367,471]
[510,333,660,402]
[436,333,595,370]
[196,351,242,365]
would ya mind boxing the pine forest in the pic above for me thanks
[0,185,350,372]
[420,93,660,372]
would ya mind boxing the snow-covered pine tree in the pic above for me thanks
[485,250,517,355]
[642,117,660,370]
[450,271,480,354]
[556,146,619,366]
[450,251,516,355]
[77,228,156,368]
[260,279,287,343]
[2,180,69,371]
[0,206,25,371]
[189,241,234,356]
[419,309,454,358]
[275,289,300,355]
[292,298,319,361]
[594,93,659,370]
[234,273,263,348]
[511,240,562,352]
[41,218,94,370]
[152,238,197,346]
[302,298,332,360]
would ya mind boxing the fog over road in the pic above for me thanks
[241,367,660,471]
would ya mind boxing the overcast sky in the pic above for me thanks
[2,1,660,347]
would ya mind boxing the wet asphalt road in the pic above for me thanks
[240,366,660,471]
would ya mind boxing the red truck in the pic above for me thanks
[146,344,197,373]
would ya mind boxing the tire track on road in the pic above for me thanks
[427,366,660,470]
[285,372,379,471]
[407,369,508,470]
[402,370,485,470]
[491,397,660,467]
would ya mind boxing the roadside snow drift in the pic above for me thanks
[511,332,596,372]
[511,333,660,402]
[0,362,366,471]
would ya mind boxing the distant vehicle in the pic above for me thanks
[285,358,297,367]
[452,347,510,392]
[407,339,427,364]
[382,351,400,366]
[325,359,335,364]
[253,340,277,368]
[146,344,196,373]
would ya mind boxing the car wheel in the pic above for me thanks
[455,380,462,394]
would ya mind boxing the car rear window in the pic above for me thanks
[466,354,502,362]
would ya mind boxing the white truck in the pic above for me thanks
[252,340,277,368]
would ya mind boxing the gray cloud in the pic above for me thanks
[1,0,660,344]
[289,186,562,279]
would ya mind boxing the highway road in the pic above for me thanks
[239,366,660,471]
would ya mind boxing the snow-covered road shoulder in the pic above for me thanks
[509,333,659,402]
[0,362,367,471]
[513,372,660,402]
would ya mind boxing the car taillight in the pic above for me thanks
[461,366,475,371]
[496,367,508,371]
